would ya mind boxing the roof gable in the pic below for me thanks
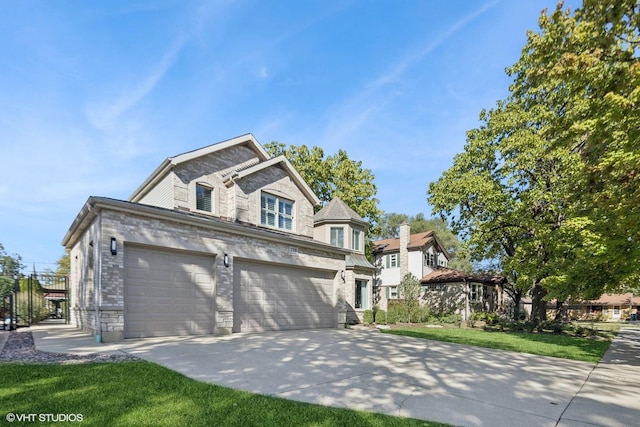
[224,155,321,206]
[373,230,450,258]
[130,133,269,202]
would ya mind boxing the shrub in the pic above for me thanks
[362,309,374,325]
[387,306,399,324]
[486,312,500,326]
[410,306,431,323]
[439,313,462,325]
[375,309,386,325]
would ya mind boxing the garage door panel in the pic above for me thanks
[124,246,214,339]
[233,261,335,333]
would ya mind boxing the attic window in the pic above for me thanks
[196,184,212,212]
[261,193,293,231]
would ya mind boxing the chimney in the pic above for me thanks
[399,221,409,279]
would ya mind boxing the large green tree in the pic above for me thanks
[265,142,382,235]
[0,243,24,278]
[428,0,639,320]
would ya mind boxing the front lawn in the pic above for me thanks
[1,361,446,427]
[382,326,612,363]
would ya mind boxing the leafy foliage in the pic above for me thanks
[264,142,382,236]
[428,0,640,318]
[398,273,421,323]
[0,243,24,277]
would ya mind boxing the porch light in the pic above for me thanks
[340,270,345,282]
[223,253,230,268]
[110,237,117,256]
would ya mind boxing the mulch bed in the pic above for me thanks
[0,328,138,364]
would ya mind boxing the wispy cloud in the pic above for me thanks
[86,35,186,130]
[317,0,501,149]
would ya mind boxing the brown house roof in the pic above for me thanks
[373,231,450,258]
[420,267,505,285]
[581,293,634,305]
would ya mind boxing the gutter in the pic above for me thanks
[62,197,355,257]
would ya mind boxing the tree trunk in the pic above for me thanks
[531,283,548,322]
[512,292,522,320]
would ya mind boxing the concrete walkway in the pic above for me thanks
[25,323,640,427]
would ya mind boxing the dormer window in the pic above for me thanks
[261,193,294,231]
[196,184,212,212]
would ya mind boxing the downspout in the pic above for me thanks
[465,279,469,321]
[94,212,102,343]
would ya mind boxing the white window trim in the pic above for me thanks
[260,192,295,232]
[190,178,218,215]
[330,227,344,248]
[351,228,361,251]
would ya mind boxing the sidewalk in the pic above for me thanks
[558,327,640,426]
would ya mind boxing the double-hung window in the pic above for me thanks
[261,193,294,231]
[352,229,361,251]
[330,227,344,247]
[196,184,212,212]
[386,253,398,268]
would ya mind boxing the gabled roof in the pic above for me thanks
[223,155,320,206]
[373,231,450,259]
[314,197,367,227]
[129,133,270,202]
[420,267,505,285]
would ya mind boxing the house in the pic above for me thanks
[559,293,638,321]
[372,223,502,320]
[419,268,504,320]
[62,134,374,342]
[372,223,449,309]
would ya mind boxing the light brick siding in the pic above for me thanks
[69,205,347,340]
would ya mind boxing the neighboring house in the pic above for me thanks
[420,268,504,321]
[372,223,450,310]
[62,134,374,342]
[372,223,503,320]
[558,293,638,321]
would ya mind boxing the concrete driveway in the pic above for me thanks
[31,324,617,427]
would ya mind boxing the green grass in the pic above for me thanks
[0,361,446,427]
[382,326,612,363]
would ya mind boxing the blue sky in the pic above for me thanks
[0,0,578,272]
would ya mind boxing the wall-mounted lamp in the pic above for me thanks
[223,253,230,268]
[340,270,345,282]
[110,237,117,256]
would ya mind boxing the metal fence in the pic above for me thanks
[1,273,69,330]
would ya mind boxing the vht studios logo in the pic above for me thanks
[6,413,84,423]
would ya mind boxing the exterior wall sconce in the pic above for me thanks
[223,253,230,268]
[110,237,117,256]
[340,270,345,282]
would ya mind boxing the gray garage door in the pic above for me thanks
[124,245,215,339]
[233,261,335,333]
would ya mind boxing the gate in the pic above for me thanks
[1,273,69,330]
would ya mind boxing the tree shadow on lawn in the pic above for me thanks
[382,327,611,363]
[1,361,440,427]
